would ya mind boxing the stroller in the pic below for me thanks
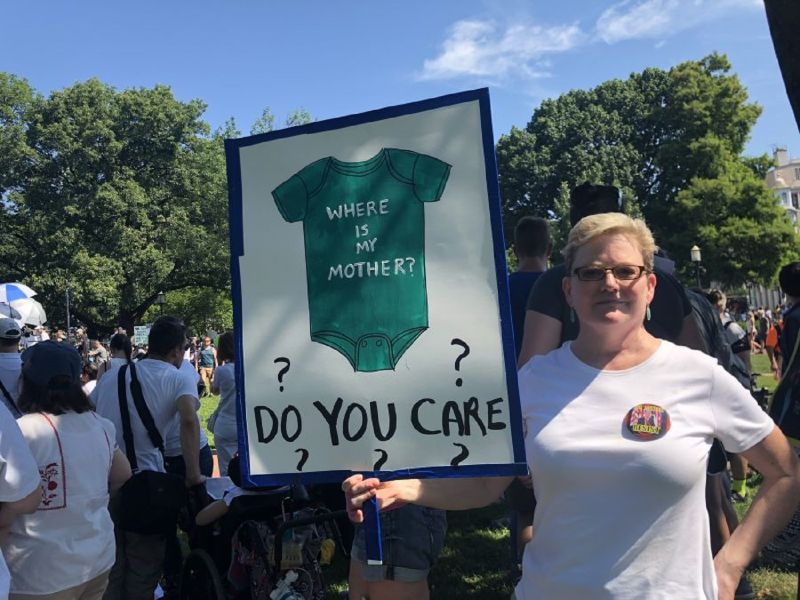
[178,478,348,600]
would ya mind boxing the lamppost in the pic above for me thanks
[65,279,71,343]
[690,245,703,289]
[156,291,166,316]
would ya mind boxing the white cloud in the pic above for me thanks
[596,0,764,44]
[418,19,584,81]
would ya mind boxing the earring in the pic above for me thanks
[570,308,576,323]
[646,305,651,321]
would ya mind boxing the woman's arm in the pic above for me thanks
[714,427,800,598]
[109,448,132,492]
[0,486,41,545]
[195,499,229,526]
[343,474,512,523]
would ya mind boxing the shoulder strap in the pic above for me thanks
[0,378,19,417]
[779,331,800,386]
[128,362,166,454]
[117,364,138,471]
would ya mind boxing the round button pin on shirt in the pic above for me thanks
[625,403,671,440]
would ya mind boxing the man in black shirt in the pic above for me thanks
[517,183,704,367]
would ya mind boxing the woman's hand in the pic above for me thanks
[342,474,413,523]
[714,553,744,600]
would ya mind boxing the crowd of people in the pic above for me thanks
[1,183,800,600]
[0,317,240,600]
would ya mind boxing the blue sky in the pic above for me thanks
[3,0,797,158]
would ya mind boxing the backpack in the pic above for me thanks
[769,309,800,441]
[686,291,750,390]
[722,321,751,390]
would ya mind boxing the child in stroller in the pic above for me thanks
[180,456,347,600]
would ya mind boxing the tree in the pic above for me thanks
[0,73,36,196]
[496,53,798,286]
[0,77,230,334]
[285,108,313,127]
[669,149,798,286]
[142,287,232,335]
[247,107,313,136]
[249,109,274,135]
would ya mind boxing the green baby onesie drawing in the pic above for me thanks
[272,148,451,372]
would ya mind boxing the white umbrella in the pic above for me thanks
[0,303,22,322]
[10,298,47,326]
[0,283,37,304]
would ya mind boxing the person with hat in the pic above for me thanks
[2,341,131,600]
[0,318,23,418]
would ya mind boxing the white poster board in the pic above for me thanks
[133,325,150,347]
[225,89,525,486]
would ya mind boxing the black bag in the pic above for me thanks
[116,363,187,534]
[769,327,800,442]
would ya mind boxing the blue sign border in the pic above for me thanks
[225,88,526,488]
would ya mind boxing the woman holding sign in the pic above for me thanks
[344,213,800,600]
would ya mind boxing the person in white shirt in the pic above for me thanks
[344,213,800,600]
[0,319,23,418]
[92,316,202,600]
[96,334,132,382]
[0,402,40,600]
[4,341,131,600]
[161,359,213,594]
[81,363,99,397]
[210,331,238,476]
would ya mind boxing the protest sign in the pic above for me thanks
[225,89,525,486]
[133,325,150,347]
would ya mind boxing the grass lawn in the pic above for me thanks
[198,392,219,448]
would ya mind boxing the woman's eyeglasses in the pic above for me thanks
[572,265,649,281]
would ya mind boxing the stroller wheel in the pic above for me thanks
[179,548,225,600]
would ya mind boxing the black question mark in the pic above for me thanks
[450,338,470,387]
[451,443,469,467]
[274,357,291,392]
[295,448,309,471]
[373,449,388,471]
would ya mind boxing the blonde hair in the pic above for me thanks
[562,213,656,272]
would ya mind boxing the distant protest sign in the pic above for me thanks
[225,89,525,486]
[133,325,150,346]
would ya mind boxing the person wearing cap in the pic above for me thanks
[0,318,23,418]
[2,341,131,599]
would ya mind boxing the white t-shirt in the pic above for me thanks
[164,360,208,457]
[81,379,97,397]
[211,363,238,442]
[0,353,21,418]
[93,358,198,472]
[4,412,116,595]
[0,404,40,600]
[108,356,127,370]
[515,341,774,600]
